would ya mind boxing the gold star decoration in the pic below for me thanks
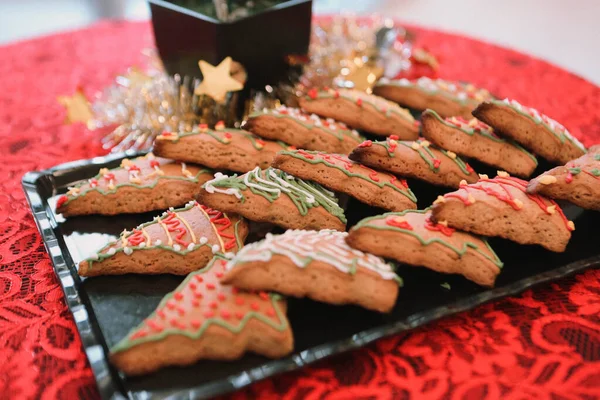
[339,58,384,93]
[194,57,244,104]
[57,87,94,125]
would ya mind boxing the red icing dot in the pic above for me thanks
[356,98,363,106]
[466,164,475,174]
[161,131,173,136]
[204,310,215,318]
[215,271,224,278]
[209,301,218,309]
[266,308,276,317]
[389,135,399,140]
[157,310,166,319]
[206,283,216,290]
[217,293,226,301]
[433,159,441,169]
[259,292,269,301]
[256,139,266,146]
[250,302,260,311]
[189,282,197,290]
[131,330,148,339]
[128,165,141,173]
[147,320,163,332]
[177,307,185,316]
[235,311,245,320]
[224,132,233,139]
[89,178,98,188]
[192,299,201,307]
[358,140,372,148]
[190,320,201,329]
[566,173,573,183]
[333,91,340,99]
[413,120,421,127]
[194,292,203,299]
[220,310,231,320]
[166,300,177,310]
[56,195,69,209]
[195,276,204,283]
[103,173,115,181]
[307,88,318,99]
[198,123,208,129]
[232,287,240,294]
[150,160,160,168]
[174,292,184,301]
[235,297,244,306]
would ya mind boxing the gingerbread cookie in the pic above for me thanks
[273,149,417,211]
[431,173,574,252]
[153,123,293,173]
[197,167,347,231]
[244,105,364,154]
[374,77,494,119]
[56,153,212,217]
[527,145,600,210]
[346,209,502,287]
[421,109,538,177]
[78,201,248,277]
[473,99,586,164]
[349,137,477,188]
[111,254,293,376]
[298,88,419,139]
[222,230,402,312]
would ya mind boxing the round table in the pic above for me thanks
[1,20,599,400]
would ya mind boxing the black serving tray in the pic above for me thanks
[23,151,600,400]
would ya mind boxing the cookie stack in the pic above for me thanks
[56,78,597,377]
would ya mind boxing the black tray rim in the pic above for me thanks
[22,152,600,400]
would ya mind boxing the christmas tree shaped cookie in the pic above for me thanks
[346,209,503,287]
[349,137,478,188]
[421,109,538,177]
[527,145,600,210]
[431,173,574,252]
[273,149,417,211]
[473,98,586,164]
[222,230,402,312]
[111,254,293,376]
[298,88,419,139]
[153,123,292,173]
[197,167,347,231]
[244,105,364,154]
[56,153,213,217]
[374,77,494,119]
[78,201,248,277]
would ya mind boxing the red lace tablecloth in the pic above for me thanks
[1,20,599,400]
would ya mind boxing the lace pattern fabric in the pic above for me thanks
[0,21,599,399]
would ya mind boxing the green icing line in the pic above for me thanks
[309,91,414,122]
[205,167,347,224]
[594,154,600,161]
[111,254,289,353]
[280,150,418,203]
[233,218,244,249]
[591,169,600,177]
[569,167,581,175]
[352,209,503,269]
[249,110,364,143]
[374,140,472,175]
[425,109,538,166]
[491,100,586,153]
[63,167,211,206]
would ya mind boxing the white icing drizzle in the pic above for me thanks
[204,172,243,199]
[226,229,399,280]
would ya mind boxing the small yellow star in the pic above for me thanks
[194,57,244,104]
[57,88,93,125]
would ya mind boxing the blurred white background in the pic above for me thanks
[0,0,598,84]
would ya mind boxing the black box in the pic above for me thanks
[149,0,313,89]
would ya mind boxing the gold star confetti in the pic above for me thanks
[194,57,244,104]
[58,88,93,125]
